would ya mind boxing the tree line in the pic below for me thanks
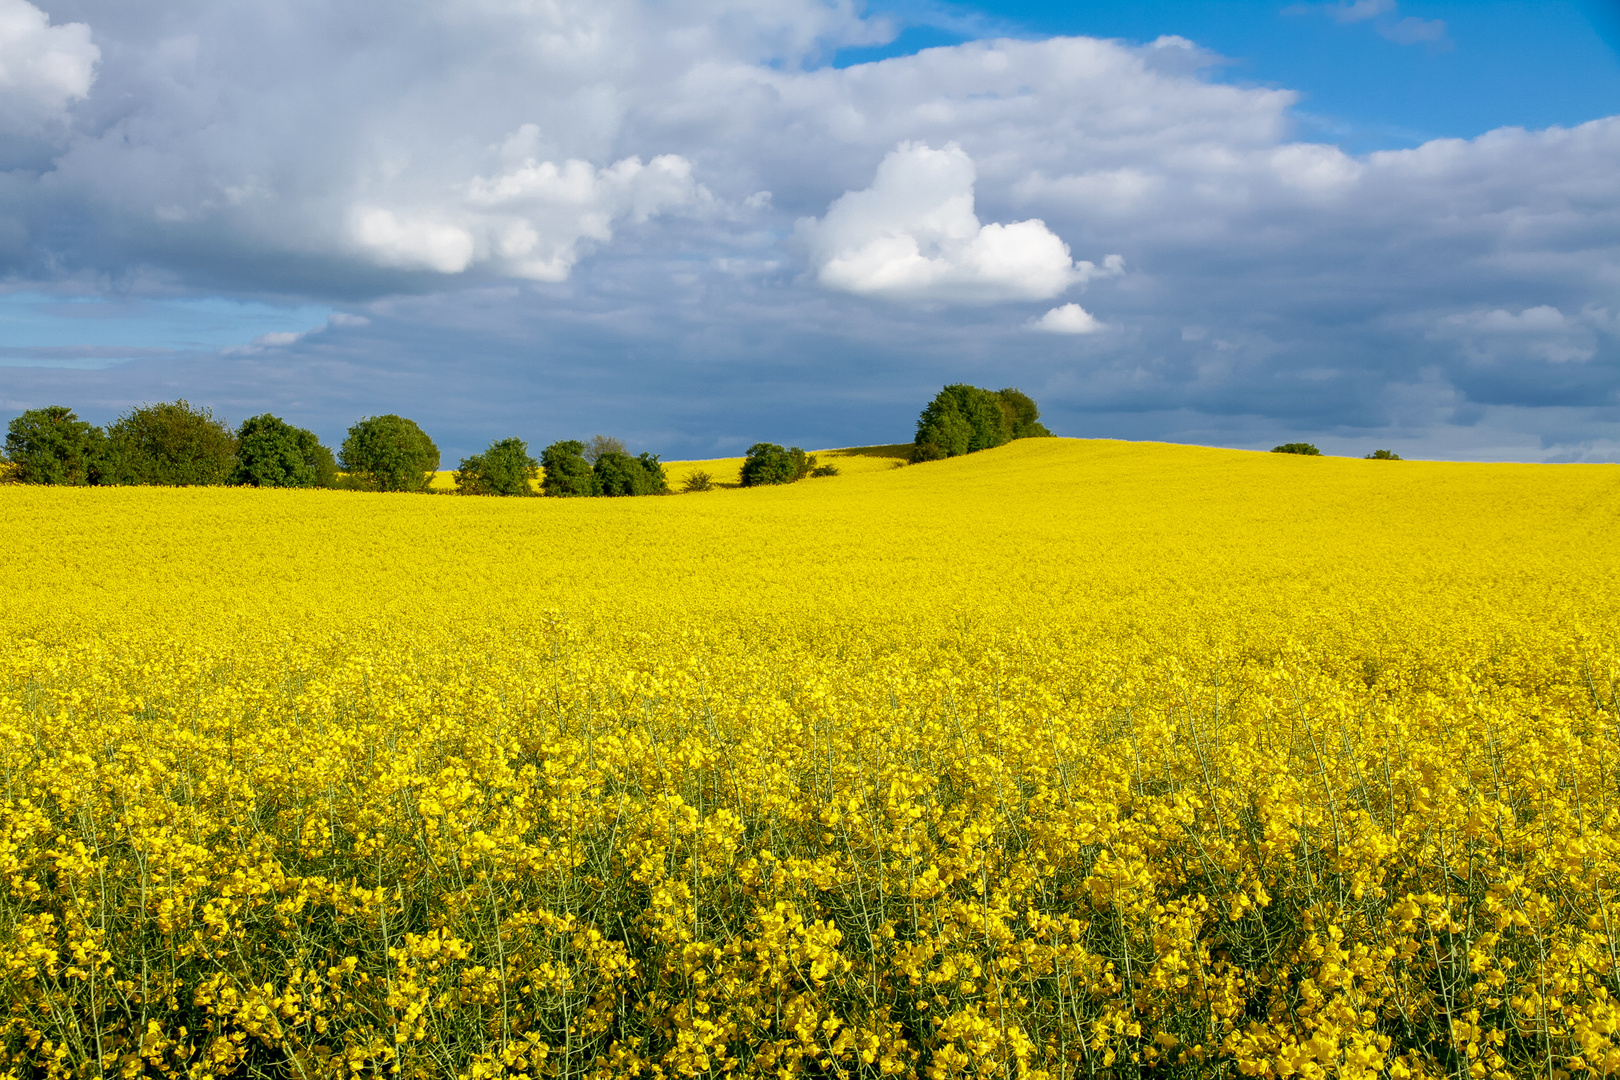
[4,385,1062,495]
[2,402,444,491]
[1272,443,1404,459]
[0,403,676,497]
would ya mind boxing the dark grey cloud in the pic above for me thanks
[2,0,1618,461]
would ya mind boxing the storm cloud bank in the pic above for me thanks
[3,0,1617,461]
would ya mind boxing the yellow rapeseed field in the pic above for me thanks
[2,438,1618,1079]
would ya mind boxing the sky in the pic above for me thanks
[2,0,1619,463]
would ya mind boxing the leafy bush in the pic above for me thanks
[455,438,539,496]
[810,464,840,478]
[540,440,595,497]
[1272,443,1323,456]
[593,452,649,496]
[995,388,1053,439]
[107,400,237,486]
[912,385,1051,462]
[232,414,337,488]
[592,451,668,497]
[740,443,814,486]
[636,452,669,494]
[682,470,714,493]
[339,415,440,492]
[4,406,108,485]
[1366,449,1403,460]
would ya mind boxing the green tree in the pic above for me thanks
[455,437,538,496]
[911,410,973,462]
[1272,443,1322,456]
[739,443,814,486]
[636,452,669,494]
[339,415,440,492]
[107,400,237,485]
[232,414,337,488]
[593,451,657,496]
[912,385,1014,462]
[540,440,595,497]
[1365,449,1402,460]
[4,406,108,485]
[996,388,1053,439]
[911,385,1054,462]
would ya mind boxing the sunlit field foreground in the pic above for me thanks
[3,439,1619,1080]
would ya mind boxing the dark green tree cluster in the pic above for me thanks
[536,439,668,497]
[4,402,443,492]
[1272,443,1322,456]
[6,401,249,487]
[235,413,339,488]
[739,443,817,487]
[105,400,238,485]
[453,438,538,496]
[911,384,1053,462]
[3,406,109,485]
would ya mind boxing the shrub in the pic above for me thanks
[682,470,714,493]
[593,452,650,496]
[1272,443,1322,456]
[740,443,814,487]
[810,464,840,478]
[637,452,669,494]
[107,400,237,486]
[1366,449,1403,460]
[540,440,595,497]
[912,385,1051,462]
[232,414,337,488]
[592,451,668,497]
[996,388,1053,439]
[339,415,440,492]
[455,438,539,496]
[4,406,108,485]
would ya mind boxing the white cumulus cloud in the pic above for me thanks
[0,0,98,134]
[348,142,705,280]
[1032,303,1104,334]
[466,146,705,281]
[349,207,478,274]
[798,142,1118,304]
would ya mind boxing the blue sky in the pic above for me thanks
[3,0,1619,462]
[845,1,1620,150]
[1,294,333,365]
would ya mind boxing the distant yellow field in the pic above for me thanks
[2,439,1618,1078]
